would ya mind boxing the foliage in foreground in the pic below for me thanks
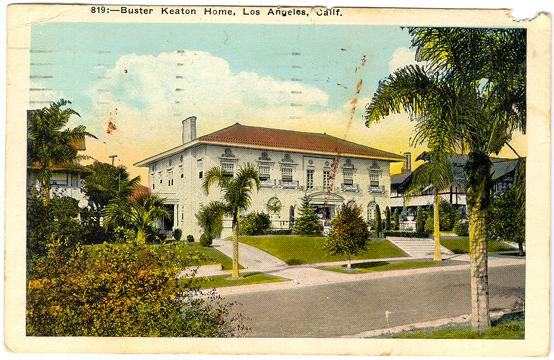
[27,239,245,337]
[488,187,525,255]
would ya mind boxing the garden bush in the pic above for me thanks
[264,229,293,235]
[173,228,183,242]
[27,191,83,260]
[240,211,271,235]
[200,233,213,247]
[26,238,245,336]
[294,195,323,236]
[187,234,195,243]
[454,220,469,236]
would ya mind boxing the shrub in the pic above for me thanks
[113,226,136,243]
[375,204,383,238]
[145,226,167,244]
[173,228,183,241]
[384,230,431,238]
[394,210,400,230]
[385,207,391,230]
[200,233,213,247]
[439,200,462,231]
[294,195,323,236]
[26,238,245,336]
[27,191,83,260]
[240,212,271,235]
[424,212,434,234]
[325,204,370,268]
[487,187,525,254]
[454,220,469,236]
[187,234,195,243]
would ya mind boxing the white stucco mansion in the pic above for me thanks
[134,117,404,238]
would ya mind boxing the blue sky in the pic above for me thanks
[29,22,525,180]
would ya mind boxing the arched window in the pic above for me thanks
[267,197,282,215]
[367,201,377,221]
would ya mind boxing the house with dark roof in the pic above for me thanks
[390,151,522,230]
[134,117,404,238]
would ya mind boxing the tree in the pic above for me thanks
[203,163,260,279]
[394,210,400,230]
[325,204,370,269]
[488,188,525,256]
[385,207,391,230]
[27,99,96,205]
[375,204,382,238]
[366,27,526,332]
[102,192,170,244]
[196,202,225,241]
[294,195,323,236]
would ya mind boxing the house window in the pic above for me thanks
[343,169,353,186]
[323,170,330,190]
[159,171,163,184]
[368,202,376,221]
[50,173,68,186]
[169,159,172,166]
[281,167,293,183]
[180,154,183,162]
[179,165,183,179]
[199,171,203,179]
[306,169,314,190]
[167,170,174,186]
[197,159,203,179]
[259,165,270,182]
[222,163,234,177]
[370,171,380,188]
[152,183,155,190]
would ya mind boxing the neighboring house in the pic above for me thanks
[134,117,404,238]
[26,110,90,208]
[390,151,522,230]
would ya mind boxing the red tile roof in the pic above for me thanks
[198,123,404,161]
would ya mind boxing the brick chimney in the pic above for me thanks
[182,116,197,144]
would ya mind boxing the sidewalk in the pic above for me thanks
[186,239,525,296]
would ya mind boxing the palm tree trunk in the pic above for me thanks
[433,192,442,262]
[231,211,240,279]
[466,153,492,334]
[136,228,146,244]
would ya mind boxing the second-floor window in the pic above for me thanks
[323,170,330,190]
[343,169,353,186]
[222,163,234,177]
[281,167,293,183]
[167,170,174,186]
[306,169,314,189]
[370,172,380,188]
[259,166,270,182]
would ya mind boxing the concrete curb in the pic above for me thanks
[343,309,523,338]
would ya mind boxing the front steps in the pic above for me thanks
[388,237,453,258]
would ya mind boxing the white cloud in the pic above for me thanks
[388,47,418,73]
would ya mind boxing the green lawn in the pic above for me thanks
[195,272,288,288]
[239,235,407,265]
[85,242,236,270]
[440,237,515,254]
[394,318,524,339]
[321,261,438,274]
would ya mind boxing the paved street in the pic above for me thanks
[224,264,525,337]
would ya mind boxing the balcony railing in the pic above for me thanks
[368,185,386,194]
[260,179,275,188]
[277,179,301,190]
[341,183,360,193]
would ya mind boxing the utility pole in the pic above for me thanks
[109,154,118,166]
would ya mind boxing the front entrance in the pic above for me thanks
[162,204,175,231]
[313,205,335,221]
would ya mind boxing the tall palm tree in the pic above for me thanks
[102,192,170,244]
[366,27,525,333]
[27,99,96,205]
[202,163,260,279]
[405,151,453,262]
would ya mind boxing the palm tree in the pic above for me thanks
[202,163,260,279]
[102,192,170,244]
[196,201,225,241]
[365,27,525,333]
[405,152,453,262]
[27,99,96,205]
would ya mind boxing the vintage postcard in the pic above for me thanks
[5,4,551,356]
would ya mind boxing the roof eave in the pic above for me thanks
[133,139,201,167]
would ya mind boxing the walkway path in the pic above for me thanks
[211,239,288,270]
